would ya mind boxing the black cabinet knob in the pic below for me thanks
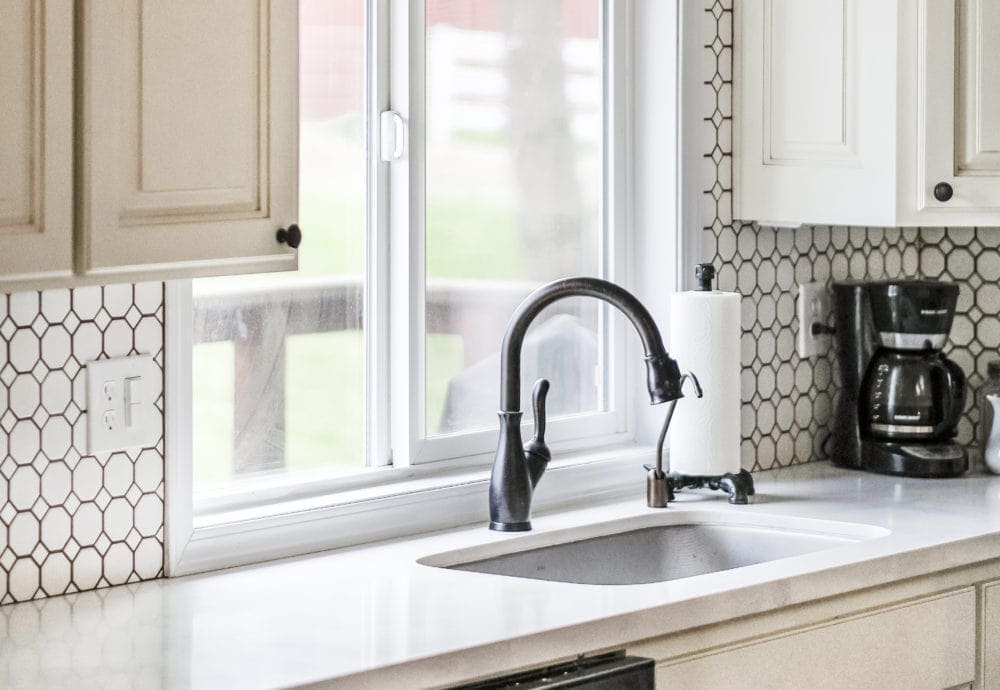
[276,224,302,248]
[933,182,954,202]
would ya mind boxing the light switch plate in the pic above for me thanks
[85,355,158,454]
[797,282,832,358]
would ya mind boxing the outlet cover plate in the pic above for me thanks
[85,355,158,454]
[797,282,831,358]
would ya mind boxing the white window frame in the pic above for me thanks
[165,0,694,576]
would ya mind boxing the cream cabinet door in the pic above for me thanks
[654,588,976,689]
[78,1,298,281]
[0,0,74,283]
[921,0,1000,215]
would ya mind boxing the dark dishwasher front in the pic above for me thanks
[451,651,655,689]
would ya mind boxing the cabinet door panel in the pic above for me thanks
[655,589,976,689]
[79,1,297,280]
[0,0,73,282]
[921,0,1000,212]
[735,0,898,226]
[983,580,1000,689]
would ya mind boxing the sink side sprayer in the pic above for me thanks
[489,277,686,531]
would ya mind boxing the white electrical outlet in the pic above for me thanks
[797,282,832,358]
[86,355,158,454]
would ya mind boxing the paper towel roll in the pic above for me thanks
[668,290,741,476]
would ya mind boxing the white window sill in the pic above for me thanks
[167,444,657,576]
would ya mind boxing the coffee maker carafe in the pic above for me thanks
[831,280,968,477]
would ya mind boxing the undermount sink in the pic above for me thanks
[419,512,889,586]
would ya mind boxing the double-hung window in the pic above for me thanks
[166,0,681,575]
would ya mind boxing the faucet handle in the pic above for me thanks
[524,378,551,488]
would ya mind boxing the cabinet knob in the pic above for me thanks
[933,182,954,203]
[276,224,302,248]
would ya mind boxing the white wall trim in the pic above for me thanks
[164,279,194,576]
[676,0,706,290]
[632,0,681,444]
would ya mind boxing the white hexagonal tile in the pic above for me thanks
[8,512,40,556]
[41,371,72,415]
[103,453,133,498]
[103,498,132,542]
[71,457,102,502]
[41,418,71,462]
[103,542,133,585]
[134,317,163,357]
[977,251,1000,282]
[40,327,71,370]
[40,552,71,595]
[134,283,163,315]
[133,538,162,579]
[947,248,976,280]
[978,317,1000,349]
[40,461,71,506]
[71,503,102,545]
[103,320,133,359]
[71,323,102,366]
[9,466,40,510]
[8,557,40,601]
[8,292,39,327]
[71,546,102,590]
[9,375,40,420]
[40,507,71,551]
[133,450,162,493]
[133,494,162,538]
[71,287,102,321]
[9,329,40,374]
[40,289,71,324]
[103,284,133,318]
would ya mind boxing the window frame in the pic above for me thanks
[391,0,631,468]
[166,0,693,576]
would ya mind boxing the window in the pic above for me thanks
[166,0,682,575]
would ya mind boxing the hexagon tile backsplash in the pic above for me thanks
[0,284,165,604]
[703,0,997,471]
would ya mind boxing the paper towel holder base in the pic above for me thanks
[643,466,756,505]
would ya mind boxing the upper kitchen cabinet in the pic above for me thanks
[77,1,299,280]
[735,0,1000,227]
[0,1,74,282]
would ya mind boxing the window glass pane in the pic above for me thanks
[191,1,366,495]
[425,0,604,436]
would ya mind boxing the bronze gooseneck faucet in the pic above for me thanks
[489,277,686,531]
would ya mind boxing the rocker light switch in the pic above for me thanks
[86,356,158,453]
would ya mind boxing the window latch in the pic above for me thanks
[379,110,406,162]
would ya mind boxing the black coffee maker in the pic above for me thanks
[831,280,967,477]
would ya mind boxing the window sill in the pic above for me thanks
[167,444,656,576]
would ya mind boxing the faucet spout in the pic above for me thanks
[500,277,684,412]
[489,277,685,531]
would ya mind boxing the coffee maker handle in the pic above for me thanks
[943,357,967,433]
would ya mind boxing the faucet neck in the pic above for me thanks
[499,277,675,412]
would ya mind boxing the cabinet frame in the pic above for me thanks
[0,0,74,284]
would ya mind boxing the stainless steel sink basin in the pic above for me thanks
[419,512,889,585]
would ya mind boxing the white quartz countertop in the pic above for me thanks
[5,461,1000,689]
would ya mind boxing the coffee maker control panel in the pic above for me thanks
[869,363,889,420]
